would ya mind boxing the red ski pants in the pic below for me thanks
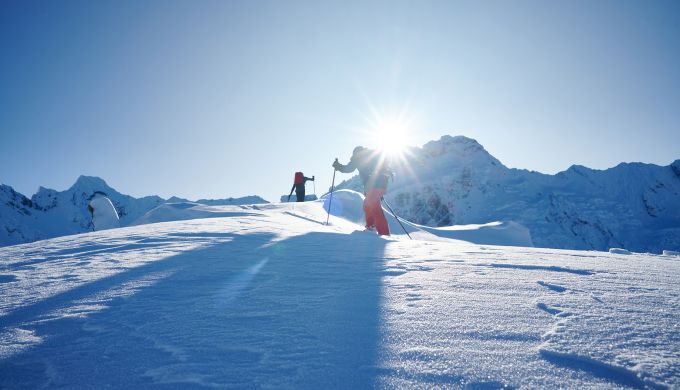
[364,189,390,236]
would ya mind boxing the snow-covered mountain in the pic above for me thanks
[3,136,678,253]
[336,135,680,253]
[0,176,268,247]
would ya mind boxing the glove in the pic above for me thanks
[332,159,340,170]
[312,175,315,181]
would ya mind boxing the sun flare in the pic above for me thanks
[368,114,412,156]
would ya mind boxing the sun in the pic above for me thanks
[369,114,411,156]
[354,102,421,182]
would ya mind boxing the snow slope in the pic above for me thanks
[0,176,268,247]
[336,136,680,253]
[1,198,678,389]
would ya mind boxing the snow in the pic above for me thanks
[663,250,680,257]
[609,248,632,255]
[323,189,533,247]
[88,193,120,231]
[131,202,262,226]
[280,194,318,202]
[1,197,678,388]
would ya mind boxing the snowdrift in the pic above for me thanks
[132,202,260,226]
[88,193,120,231]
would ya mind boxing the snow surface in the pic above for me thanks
[280,194,319,202]
[1,196,679,388]
[131,202,264,226]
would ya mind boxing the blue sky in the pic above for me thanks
[1,0,679,202]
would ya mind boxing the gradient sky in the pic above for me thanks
[1,0,679,202]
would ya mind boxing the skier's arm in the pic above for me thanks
[333,158,357,174]
[303,176,314,182]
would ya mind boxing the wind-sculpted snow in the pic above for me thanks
[0,201,678,388]
[131,202,263,226]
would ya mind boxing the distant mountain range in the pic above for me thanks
[336,135,680,253]
[0,176,267,247]
[2,136,678,253]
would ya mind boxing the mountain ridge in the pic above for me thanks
[0,176,269,247]
[2,136,678,252]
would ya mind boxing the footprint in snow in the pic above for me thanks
[537,280,567,293]
[536,302,570,317]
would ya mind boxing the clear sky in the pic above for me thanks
[1,0,679,202]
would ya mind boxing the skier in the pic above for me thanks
[332,146,392,235]
[288,172,315,202]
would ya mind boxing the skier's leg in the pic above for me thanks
[371,189,390,236]
[363,196,375,229]
[296,185,305,202]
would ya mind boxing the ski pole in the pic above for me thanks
[326,164,337,226]
[381,197,412,240]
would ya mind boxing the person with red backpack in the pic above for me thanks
[288,172,315,202]
[332,146,392,235]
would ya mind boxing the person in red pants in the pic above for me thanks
[333,146,392,235]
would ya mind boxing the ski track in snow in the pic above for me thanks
[0,201,678,389]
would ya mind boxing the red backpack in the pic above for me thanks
[294,172,304,185]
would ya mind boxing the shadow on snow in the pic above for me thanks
[0,230,387,389]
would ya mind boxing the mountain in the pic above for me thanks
[3,136,678,253]
[0,176,268,247]
[336,135,680,253]
[166,195,268,206]
[1,197,678,388]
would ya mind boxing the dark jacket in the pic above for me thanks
[288,176,314,200]
[334,148,391,193]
